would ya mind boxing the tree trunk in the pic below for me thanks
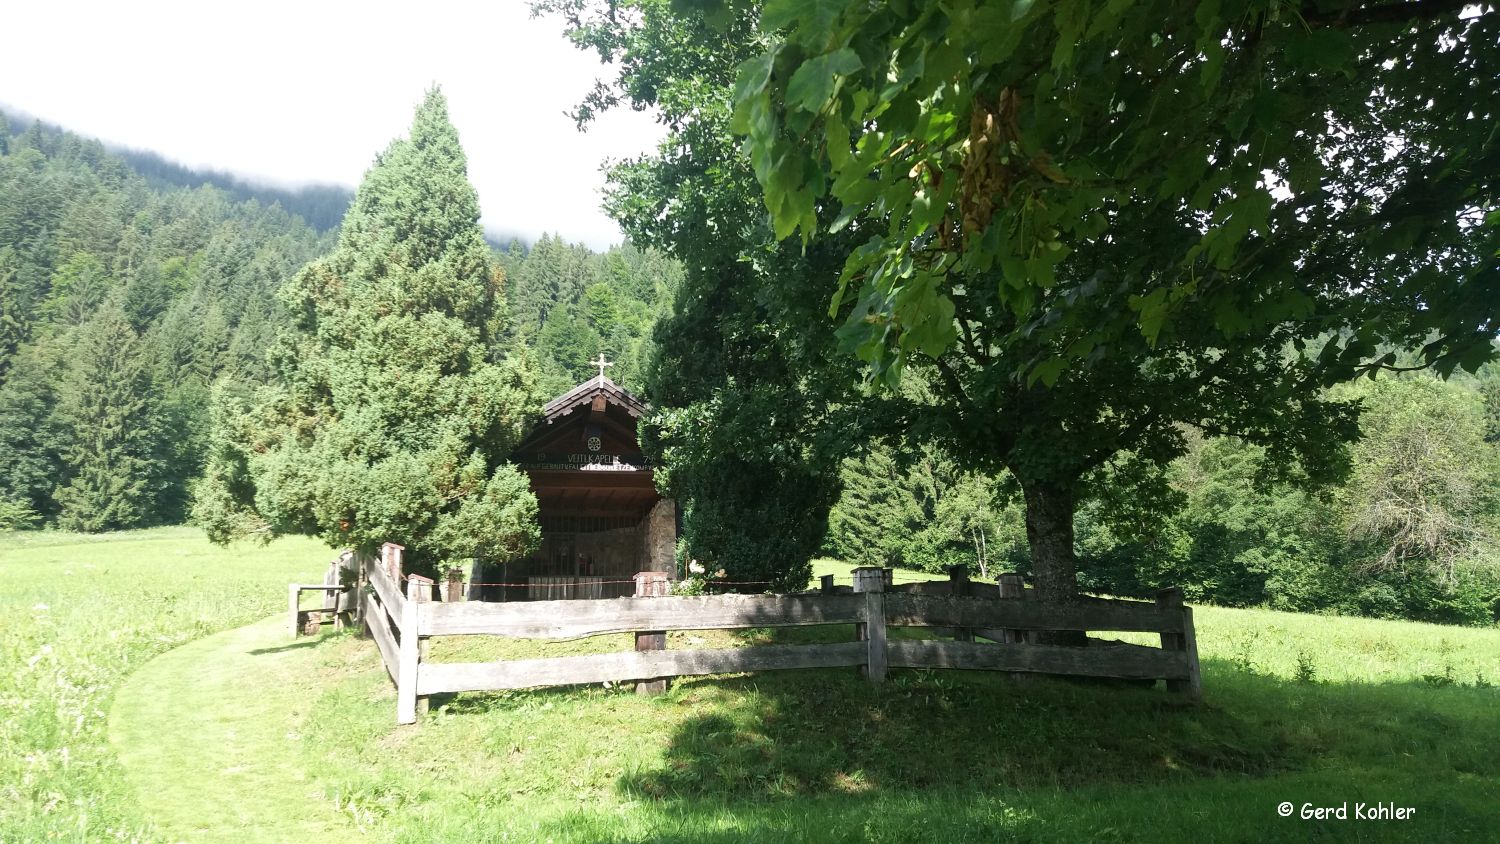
[975,527,989,581]
[1021,478,1085,646]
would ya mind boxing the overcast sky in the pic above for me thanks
[0,1,665,249]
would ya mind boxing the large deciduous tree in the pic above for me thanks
[195,90,542,577]
[720,0,1498,609]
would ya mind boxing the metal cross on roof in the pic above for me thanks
[593,353,613,379]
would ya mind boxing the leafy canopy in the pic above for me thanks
[725,0,1498,386]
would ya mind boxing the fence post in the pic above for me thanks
[397,574,430,724]
[322,556,338,615]
[443,569,464,603]
[332,551,352,630]
[853,566,887,683]
[997,573,1030,682]
[634,572,670,696]
[355,552,369,638]
[998,574,1026,644]
[820,574,835,595]
[1155,587,1202,700]
[382,542,405,581]
[947,566,973,642]
[288,583,301,639]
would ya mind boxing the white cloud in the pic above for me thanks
[0,0,663,249]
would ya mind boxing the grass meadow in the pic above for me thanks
[3,529,1498,842]
[0,528,333,841]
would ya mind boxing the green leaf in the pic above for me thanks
[1028,356,1067,387]
[1129,287,1170,347]
[1193,0,1221,36]
[762,0,846,33]
[1200,40,1225,93]
[825,113,851,169]
[1212,298,1251,337]
[786,48,864,112]
[1284,28,1357,74]
[733,48,777,105]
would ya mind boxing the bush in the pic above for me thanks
[0,497,39,530]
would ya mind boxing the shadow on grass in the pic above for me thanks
[324,632,1500,844]
[609,651,1497,801]
[567,658,1492,841]
[248,638,323,656]
[616,661,1290,806]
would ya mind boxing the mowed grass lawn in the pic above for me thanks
[0,527,333,841]
[4,530,1499,842]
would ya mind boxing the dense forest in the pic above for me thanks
[498,233,681,397]
[0,111,677,534]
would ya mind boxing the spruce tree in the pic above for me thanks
[196,90,541,577]
[44,252,111,327]
[0,246,28,373]
[509,232,564,339]
[53,303,162,531]
[0,342,66,518]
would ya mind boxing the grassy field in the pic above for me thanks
[4,531,1499,842]
[0,527,334,841]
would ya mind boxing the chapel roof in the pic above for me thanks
[541,374,648,422]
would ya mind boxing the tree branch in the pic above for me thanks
[933,355,970,406]
[1305,0,1474,28]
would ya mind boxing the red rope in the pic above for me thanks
[455,579,780,588]
[459,579,641,588]
[390,570,804,590]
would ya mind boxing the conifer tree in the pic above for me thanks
[0,342,66,518]
[53,303,162,531]
[509,233,564,339]
[43,252,111,327]
[196,90,542,577]
[0,246,28,372]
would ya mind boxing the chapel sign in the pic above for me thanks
[514,452,656,471]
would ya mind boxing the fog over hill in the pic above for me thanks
[0,101,529,246]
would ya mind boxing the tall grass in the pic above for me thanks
[0,528,332,841]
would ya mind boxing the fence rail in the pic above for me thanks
[418,641,871,695]
[417,593,867,638]
[354,548,1201,724]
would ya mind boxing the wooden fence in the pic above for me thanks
[287,550,360,637]
[350,546,1200,725]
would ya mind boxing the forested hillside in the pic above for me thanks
[0,112,679,533]
[499,233,680,397]
[0,105,356,231]
[0,113,333,530]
